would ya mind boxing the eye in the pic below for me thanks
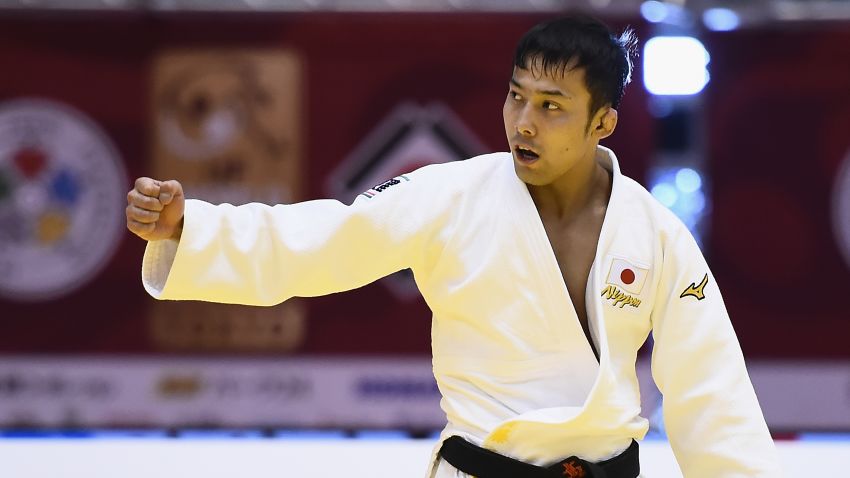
[543,101,560,111]
[509,90,523,101]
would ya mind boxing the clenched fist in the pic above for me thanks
[126,177,185,241]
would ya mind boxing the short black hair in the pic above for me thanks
[513,14,637,116]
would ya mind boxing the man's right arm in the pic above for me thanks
[127,168,449,306]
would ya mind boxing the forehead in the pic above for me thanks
[511,64,589,98]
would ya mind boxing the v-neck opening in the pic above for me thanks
[507,147,623,376]
[521,184,602,364]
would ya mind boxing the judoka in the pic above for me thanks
[127,14,781,478]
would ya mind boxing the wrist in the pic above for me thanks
[170,218,184,241]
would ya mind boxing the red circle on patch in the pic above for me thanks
[620,269,635,285]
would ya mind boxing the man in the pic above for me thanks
[127,15,780,477]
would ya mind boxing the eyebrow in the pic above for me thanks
[510,77,573,99]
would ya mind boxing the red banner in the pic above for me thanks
[0,13,713,357]
[705,27,850,357]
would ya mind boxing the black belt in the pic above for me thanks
[438,436,640,478]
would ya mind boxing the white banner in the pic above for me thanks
[0,357,848,430]
[0,357,442,429]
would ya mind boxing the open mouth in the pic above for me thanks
[514,145,540,163]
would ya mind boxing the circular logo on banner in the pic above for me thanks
[834,150,850,271]
[0,99,127,301]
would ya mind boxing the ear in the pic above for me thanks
[592,107,618,140]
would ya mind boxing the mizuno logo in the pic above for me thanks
[601,285,642,308]
[680,273,709,300]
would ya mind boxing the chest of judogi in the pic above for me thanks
[419,155,659,419]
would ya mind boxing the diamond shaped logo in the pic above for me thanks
[326,102,486,299]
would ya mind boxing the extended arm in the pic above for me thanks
[137,168,450,306]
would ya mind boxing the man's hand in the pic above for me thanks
[126,177,185,241]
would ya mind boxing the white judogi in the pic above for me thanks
[143,146,781,477]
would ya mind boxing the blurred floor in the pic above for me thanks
[0,435,848,477]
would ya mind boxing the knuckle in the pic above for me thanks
[131,207,149,221]
[136,177,159,196]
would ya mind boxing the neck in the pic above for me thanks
[529,147,610,222]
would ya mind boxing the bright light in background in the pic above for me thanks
[651,183,678,208]
[675,167,702,193]
[703,8,741,31]
[640,1,668,23]
[640,1,690,26]
[643,36,710,95]
[651,166,708,240]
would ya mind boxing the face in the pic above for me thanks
[503,62,615,186]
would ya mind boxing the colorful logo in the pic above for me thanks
[0,99,126,301]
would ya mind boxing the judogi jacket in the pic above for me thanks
[143,146,781,477]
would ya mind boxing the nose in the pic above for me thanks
[515,107,535,137]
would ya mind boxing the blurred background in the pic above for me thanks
[0,0,848,476]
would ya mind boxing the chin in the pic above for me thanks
[513,164,551,186]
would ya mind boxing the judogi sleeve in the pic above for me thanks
[649,225,782,477]
[142,167,449,306]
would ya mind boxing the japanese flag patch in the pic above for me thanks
[605,258,649,295]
